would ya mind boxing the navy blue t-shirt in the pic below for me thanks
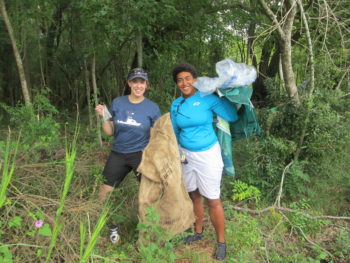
[109,96,161,153]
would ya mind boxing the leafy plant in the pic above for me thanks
[225,212,263,262]
[287,199,329,235]
[333,229,350,259]
[0,245,13,263]
[230,180,261,203]
[137,207,176,263]
[0,89,61,157]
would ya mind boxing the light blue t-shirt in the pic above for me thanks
[109,96,161,153]
[170,91,238,152]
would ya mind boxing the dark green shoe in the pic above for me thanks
[183,232,203,244]
[214,242,226,260]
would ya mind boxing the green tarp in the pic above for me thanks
[216,86,260,176]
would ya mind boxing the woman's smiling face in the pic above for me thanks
[176,71,197,98]
[128,78,147,98]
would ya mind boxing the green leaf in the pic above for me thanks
[0,246,13,263]
[38,224,52,237]
[8,216,22,228]
[268,107,277,113]
[28,212,36,220]
[36,249,42,257]
[35,210,44,220]
[26,230,36,237]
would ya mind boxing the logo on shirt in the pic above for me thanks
[193,102,201,106]
[117,112,141,126]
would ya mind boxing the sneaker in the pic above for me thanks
[214,242,226,260]
[109,225,120,244]
[183,232,203,244]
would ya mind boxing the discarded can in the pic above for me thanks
[109,225,120,244]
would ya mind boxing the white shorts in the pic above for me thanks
[181,142,224,199]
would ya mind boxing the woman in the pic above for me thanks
[170,63,237,261]
[96,67,161,202]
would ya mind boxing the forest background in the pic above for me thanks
[0,0,350,262]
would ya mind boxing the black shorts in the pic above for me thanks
[102,151,142,187]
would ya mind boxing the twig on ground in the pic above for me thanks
[281,213,335,259]
[231,205,350,221]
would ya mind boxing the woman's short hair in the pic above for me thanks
[172,63,198,82]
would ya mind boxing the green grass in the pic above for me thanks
[0,131,20,209]
[45,124,79,262]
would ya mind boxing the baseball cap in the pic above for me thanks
[127,68,148,81]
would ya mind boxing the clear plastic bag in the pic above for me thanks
[102,105,112,121]
[193,59,257,95]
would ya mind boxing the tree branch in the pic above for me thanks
[275,161,293,207]
[258,0,286,39]
[297,0,315,96]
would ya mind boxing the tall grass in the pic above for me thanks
[80,206,109,263]
[0,131,20,209]
[79,193,130,262]
[45,124,79,262]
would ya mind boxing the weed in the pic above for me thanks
[137,206,176,263]
[287,199,330,235]
[333,229,350,259]
[0,245,13,263]
[80,206,109,263]
[45,123,79,262]
[225,211,263,262]
[0,131,20,209]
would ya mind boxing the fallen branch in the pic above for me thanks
[275,161,293,207]
[281,213,335,259]
[231,205,350,221]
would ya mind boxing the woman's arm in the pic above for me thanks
[211,96,238,122]
[101,121,114,136]
[95,104,114,136]
[170,103,180,141]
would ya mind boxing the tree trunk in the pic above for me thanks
[136,29,143,68]
[252,38,280,104]
[258,0,300,105]
[247,22,257,67]
[91,55,103,147]
[280,38,299,102]
[84,59,93,129]
[0,0,31,105]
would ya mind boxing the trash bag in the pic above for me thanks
[137,113,195,236]
[193,58,257,95]
[216,59,257,88]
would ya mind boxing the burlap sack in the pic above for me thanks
[137,113,195,235]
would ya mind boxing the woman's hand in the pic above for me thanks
[95,104,104,117]
[95,104,114,136]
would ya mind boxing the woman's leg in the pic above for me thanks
[207,198,227,260]
[184,189,205,244]
[189,189,204,233]
[99,184,114,202]
[206,198,225,243]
